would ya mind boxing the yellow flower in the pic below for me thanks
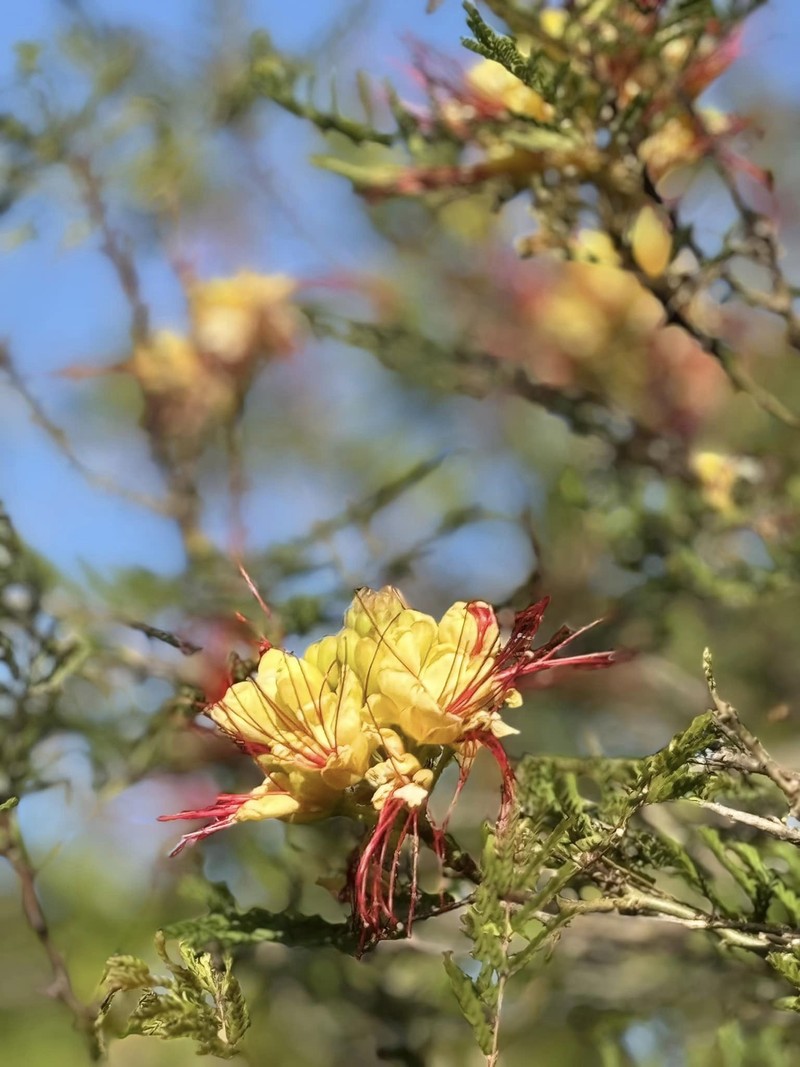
[159,767,341,855]
[210,646,376,790]
[125,329,238,452]
[540,9,568,40]
[638,110,734,186]
[160,642,379,854]
[571,230,622,268]
[690,451,760,517]
[341,589,521,746]
[162,586,619,939]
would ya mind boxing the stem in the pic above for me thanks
[487,900,512,1067]
[693,799,800,845]
[0,343,172,517]
[69,154,150,346]
[704,649,800,816]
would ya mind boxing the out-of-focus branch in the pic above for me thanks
[315,315,693,478]
[0,805,99,1057]
[566,891,794,954]
[0,342,173,516]
[68,154,150,346]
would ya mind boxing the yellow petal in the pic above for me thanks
[237,784,303,822]
[393,782,430,809]
[210,679,274,744]
[344,586,408,636]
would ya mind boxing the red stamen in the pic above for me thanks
[158,792,253,856]
[237,561,272,618]
[468,732,517,828]
[352,797,425,942]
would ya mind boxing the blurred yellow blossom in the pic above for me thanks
[691,451,761,517]
[129,329,200,395]
[630,206,673,278]
[638,110,735,186]
[466,58,553,123]
[188,271,303,367]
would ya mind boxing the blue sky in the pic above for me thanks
[1,0,798,580]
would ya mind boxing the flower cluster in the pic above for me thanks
[161,587,618,938]
[335,6,756,205]
[131,272,303,444]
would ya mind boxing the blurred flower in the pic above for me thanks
[62,271,304,465]
[639,110,741,186]
[161,586,618,939]
[128,328,200,395]
[630,206,672,278]
[452,240,728,438]
[188,271,303,369]
[691,450,762,517]
[465,57,553,123]
[126,331,235,466]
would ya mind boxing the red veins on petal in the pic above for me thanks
[467,600,497,654]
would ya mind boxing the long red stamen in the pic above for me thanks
[469,732,516,828]
[158,793,253,856]
[353,798,426,943]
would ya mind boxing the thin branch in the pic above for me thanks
[487,902,511,1067]
[704,648,800,816]
[693,798,800,846]
[0,343,173,516]
[121,619,202,657]
[569,891,793,953]
[68,154,150,346]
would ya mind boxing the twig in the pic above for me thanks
[567,890,795,953]
[487,901,512,1067]
[693,798,800,845]
[69,154,150,345]
[704,648,800,816]
[122,619,202,657]
[0,343,173,516]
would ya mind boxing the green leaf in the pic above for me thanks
[443,953,494,1055]
[715,1020,746,1067]
[163,907,356,952]
[98,937,250,1059]
[768,948,800,990]
[699,828,762,907]
[101,954,154,992]
[461,3,551,98]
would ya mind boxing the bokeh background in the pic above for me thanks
[2,1,800,1064]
